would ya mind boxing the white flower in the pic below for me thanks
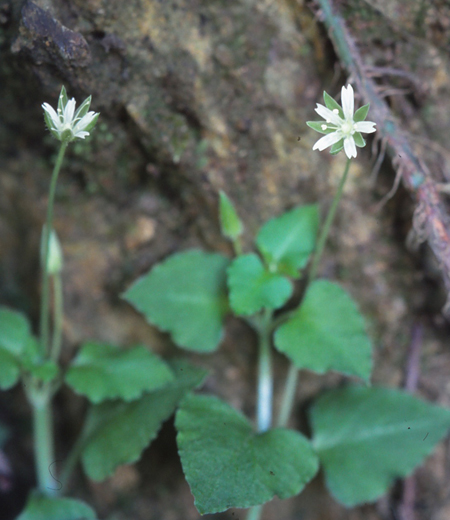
[42,86,99,143]
[307,84,376,159]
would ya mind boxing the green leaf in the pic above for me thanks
[0,348,20,389]
[219,191,244,240]
[123,250,230,353]
[353,132,365,148]
[323,91,343,118]
[354,103,370,122]
[330,140,344,154]
[17,493,96,520]
[81,360,207,481]
[20,337,59,383]
[58,86,68,113]
[0,307,31,355]
[310,385,450,506]
[176,394,319,514]
[65,342,174,403]
[274,280,372,382]
[227,254,292,315]
[74,95,92,120]
[306,121,335,135]
[256,205,319,277]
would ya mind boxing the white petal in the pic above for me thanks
[315,104,343,126]
[73,111,96,133]
[354,121,376,133]
[343,136,357,159]
[42,103,59,126]
[312,131,342,151]
[73,131,89,139]
[341,84,354,120]
[64,98,76,123]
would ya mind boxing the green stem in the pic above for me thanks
[256,309,273,432]
[40,141,68,356]
[32,392,57,495]
[247,505,263,520]
[60,433,86,494]
[308,157,351,284]
[276,364,298,427]
[277,158,352,428]
[50,272,64,363]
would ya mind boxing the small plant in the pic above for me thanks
[0,84,449,520]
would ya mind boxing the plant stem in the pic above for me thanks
[256,309,273,432]
[247,505,263,520]
[40,141,68,356]
[276,364,298,427]
[308,157,351,284]
[50,272,64,362]
[32,393,57,495]
[277,158,352,429]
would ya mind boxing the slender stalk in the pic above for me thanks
[256,309,273,432]
[247,505,263,520]
[50,272,64,362]
[277,158,352,428]
[32,394,57,495]
[276,364,298,427]
[60,433,86,494]
[40,141,68,356]
[308,157,351,283]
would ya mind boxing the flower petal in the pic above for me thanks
[315,104,343,126]
[343,136,357,159]
[341,84,354,120]
[354,121,376,133]
[63,98,76,123]
[42,103,59,127]
[312,131,343,151]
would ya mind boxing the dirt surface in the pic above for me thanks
[1,1,450,519]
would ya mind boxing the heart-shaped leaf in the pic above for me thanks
[65,342,174,403]
[274,280,372,382]
[81,360,207,481]
[176,394,319,514]
[17,493,96,520]
[227,254,292,316]
[256,205,319,277]
[123,250,230,352]
[310,385,450,506]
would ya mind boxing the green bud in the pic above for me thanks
[219,191,243,241]
[41,226,63,274]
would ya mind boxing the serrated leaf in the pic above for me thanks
[219,191,243,240]
[354,103,370,122]
[176,394,319,514]
[227,254,292,315]
[0,307,31,355]
[256,205,319,277]
[81,360,207,481]
[65,342,174,403]
[17,493,96,520]
[310,385,450,506]
[274,280,372,381]
[0,348,20,389]
[123,250,230,353]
